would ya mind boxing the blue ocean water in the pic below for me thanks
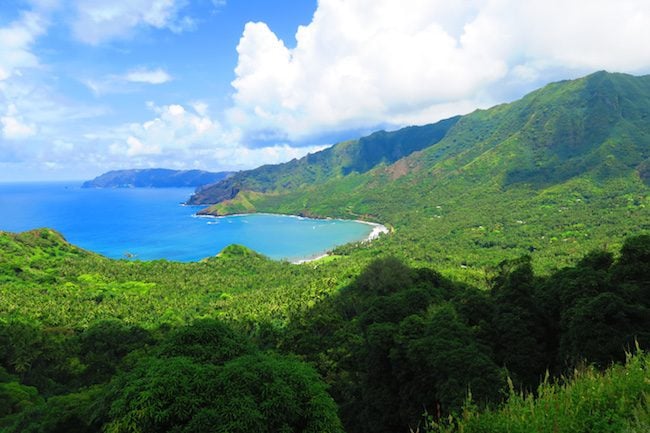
[0,182,373,262]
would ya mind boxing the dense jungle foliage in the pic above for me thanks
[0,229,648,432]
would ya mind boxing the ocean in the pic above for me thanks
[0,182,374,262]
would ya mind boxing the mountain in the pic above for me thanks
[196,71,650,269]
[194,72,649,209]
[82,168,233,188]
[187,116,460,204]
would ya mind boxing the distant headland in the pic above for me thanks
[82,168,233,188]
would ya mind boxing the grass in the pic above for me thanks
[422,348,650,433]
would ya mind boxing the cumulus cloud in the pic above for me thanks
[71,0,194,45]
[102,101,327,171]
[106,102,235,163]
[230,0,650,140]
[126,103,230,150]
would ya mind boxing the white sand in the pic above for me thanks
[292,220,389,264]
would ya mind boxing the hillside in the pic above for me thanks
[82,168,232,188]
[187,116,460,204]
[200,71,650,273]
[1,228,648,433]
[195,72,649,208]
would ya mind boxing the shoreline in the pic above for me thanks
[194,211,389,264]
[291,253,330,265]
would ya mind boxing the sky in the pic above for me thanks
[1,0,650,181]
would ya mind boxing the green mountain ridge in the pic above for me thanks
[192,72,649,211]
[82,168,233,188]
[204,71,648,208]
[187,117,460,204]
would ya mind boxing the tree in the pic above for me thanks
[79,320,153,384]
[159,318,253,364]
[103,353,343,433]
[561,292,649,367]
[392,304,503,423]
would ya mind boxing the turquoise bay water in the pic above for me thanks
[0,182,373,262]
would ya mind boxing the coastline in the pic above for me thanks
[291,253,330,265]
[361,220,390,242]
[194,211,389,264]
[291,221,388,264]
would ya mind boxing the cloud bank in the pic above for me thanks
[230,0,650,140]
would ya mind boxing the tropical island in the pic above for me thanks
[0,71,649,432]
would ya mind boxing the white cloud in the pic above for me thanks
[133,102,229,149]
[125,136,161,156]
[71,0,194,45]
[83,67,173,95]
[230,0,650,140]
[104,102,233,159]
[190,101,209,116]
[1,105,37,140]
[124,67,172,84]
[209,143,329,170]
[0,11,47,81]
[100,101,328,171]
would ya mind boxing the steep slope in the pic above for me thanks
[187,116,460,204]
[201,71,650,271]
[82,168,232,188]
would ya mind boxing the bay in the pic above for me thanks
[0,182,374,262]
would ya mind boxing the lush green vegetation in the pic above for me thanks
[1,72,649,432]
[0,229,372,328]
[0,319,343,433]
[424,349,650,433]
[0,228,648,432]
[273,235,649,432]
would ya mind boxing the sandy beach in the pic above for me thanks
[292,219,389,264]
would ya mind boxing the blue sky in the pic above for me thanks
[1,0,650,181]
